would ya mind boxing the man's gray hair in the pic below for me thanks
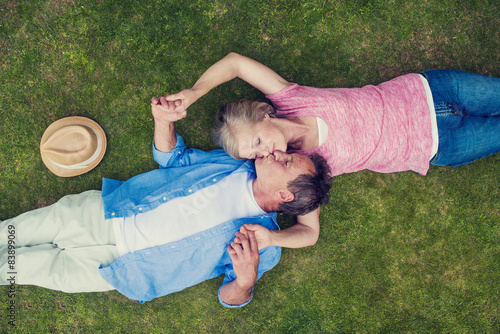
[278,153,333,216]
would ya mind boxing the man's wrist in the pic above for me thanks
[235,277,256,292]
[154,118,173,126]
[154,119,175,134]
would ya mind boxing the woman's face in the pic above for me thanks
[233,116,288,160]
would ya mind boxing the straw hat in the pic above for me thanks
[40,116,107,177]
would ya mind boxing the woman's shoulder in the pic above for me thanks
[265,83,300,99]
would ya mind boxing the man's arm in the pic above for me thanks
[242,207,320,249]
[163,52,292,115]
[218,231,260,306]
[151,95,185,153]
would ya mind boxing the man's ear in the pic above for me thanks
[277,189,294,203]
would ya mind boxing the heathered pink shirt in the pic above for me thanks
[266,73,433,176]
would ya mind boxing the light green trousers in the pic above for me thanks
[0,190,119,292]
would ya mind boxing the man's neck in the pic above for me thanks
[252,179,277,213]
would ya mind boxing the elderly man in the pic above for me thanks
[0,96,332,307]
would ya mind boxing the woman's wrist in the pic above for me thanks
[268,230,279,247]
[190,85,210,101]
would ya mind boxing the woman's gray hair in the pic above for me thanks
[213,99,277,159]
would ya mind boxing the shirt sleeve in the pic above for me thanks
[217,286,254,308]
[152,133,187,168]
[217,245,281,308]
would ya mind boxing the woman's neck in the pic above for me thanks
[273,117,319,151]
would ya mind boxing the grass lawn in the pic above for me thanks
[1,0,499,333]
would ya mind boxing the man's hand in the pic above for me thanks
[240,224,272,250]
[228,230,260,290]
[151,95,187,123]
[151,95,183,153]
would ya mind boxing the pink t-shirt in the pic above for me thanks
[266,73,433,176]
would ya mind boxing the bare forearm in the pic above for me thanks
[190,52,241,98]
[153,119,176,153]
[221,231,259,306]
[268,208,320,248]
[219,279,254,306]
[269,223,319,248]
[191,52,289,97]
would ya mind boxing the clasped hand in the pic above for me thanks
[227,227,260,290]
[151,94,187,123]
[151,89,199,123]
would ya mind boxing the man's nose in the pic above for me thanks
[273,150,287,160]
[256,153,271,161]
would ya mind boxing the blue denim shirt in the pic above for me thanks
[99,134,281,307]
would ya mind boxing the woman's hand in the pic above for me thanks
[241,208,321,249]
[240,224,272,250]
[162,89,199,115]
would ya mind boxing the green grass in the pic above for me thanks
[1,0,499,333]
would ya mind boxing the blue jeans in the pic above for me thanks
[420,70,500,166]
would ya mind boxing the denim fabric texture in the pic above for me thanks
[102,134,255,219]
[99,133,281,307]
[421,70,500,166]
[100,214,280,306]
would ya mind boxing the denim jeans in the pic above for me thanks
[420,70,500,166]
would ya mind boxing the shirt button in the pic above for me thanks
[213,178,217,182]
[188,189,192,193]
[163,197,167,201]
[138,207,143,211]
[111,212,115,216]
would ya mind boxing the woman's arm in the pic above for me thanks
[165,52,292,114]
[242,208,320,249]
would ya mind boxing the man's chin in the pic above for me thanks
[253,159,265,175]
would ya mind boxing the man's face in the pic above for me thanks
[254,151,315,192]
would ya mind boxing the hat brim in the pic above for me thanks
[40,116,107,177]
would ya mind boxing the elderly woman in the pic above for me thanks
[163,52,500,177]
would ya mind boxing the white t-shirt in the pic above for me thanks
[112,172,264,256]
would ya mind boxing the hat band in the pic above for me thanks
[46,126,104,170]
